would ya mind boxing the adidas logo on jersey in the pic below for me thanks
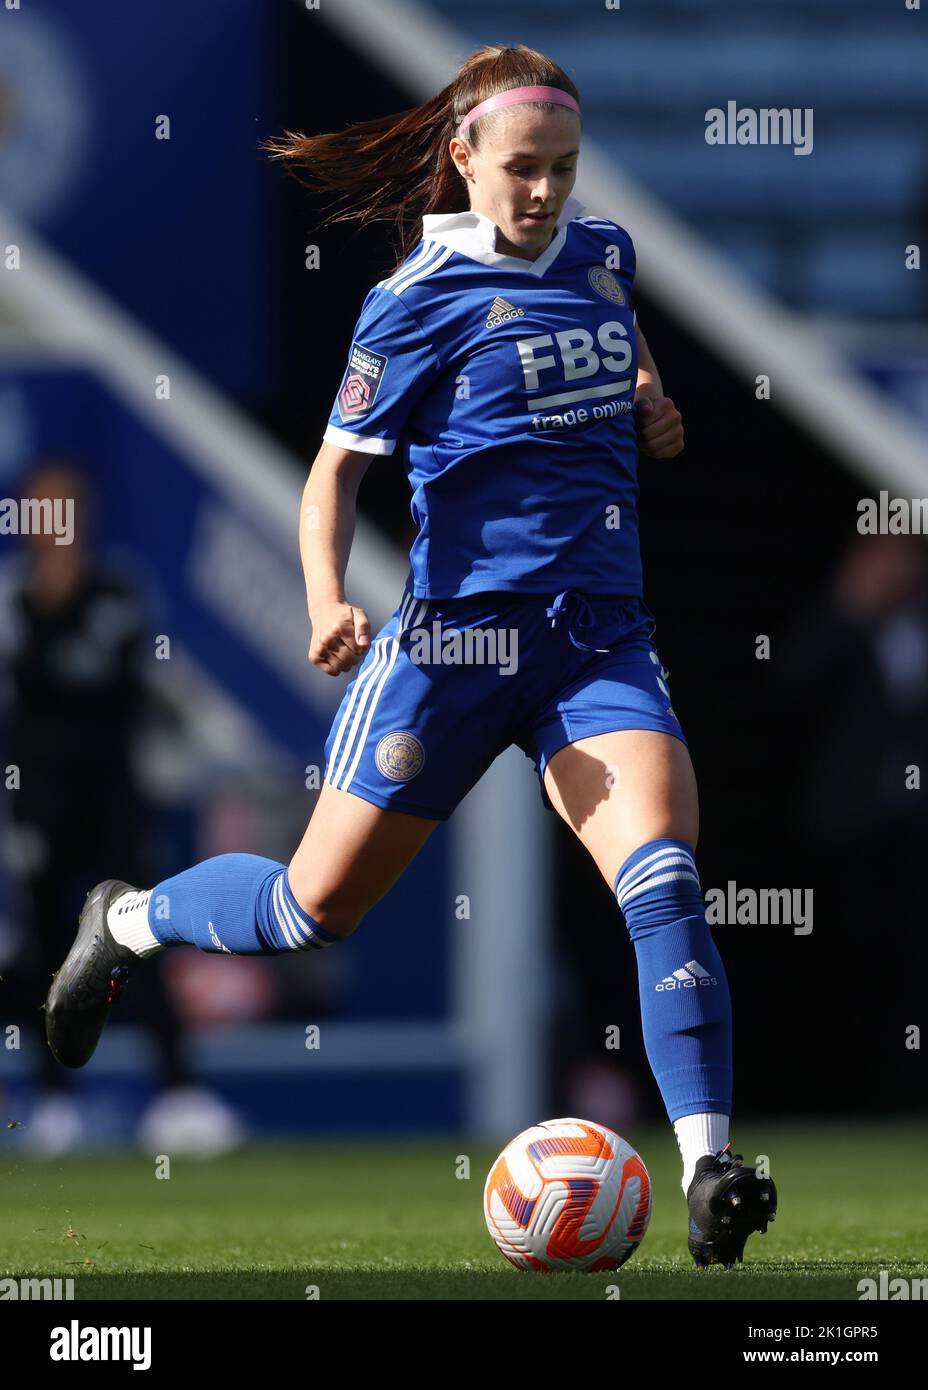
[655,959,718,991]
[486,296,525,327]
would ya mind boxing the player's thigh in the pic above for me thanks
[543,728,699,887]
[288,780,439,934]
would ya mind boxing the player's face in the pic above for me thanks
[455,107,581,261]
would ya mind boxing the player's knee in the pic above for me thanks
[614,837,705,935]
[288,881,364,939]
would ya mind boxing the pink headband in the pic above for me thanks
[456,85,581,138]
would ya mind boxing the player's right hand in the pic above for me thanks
[308,601,371,676]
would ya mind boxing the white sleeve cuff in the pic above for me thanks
[322,424,396,456]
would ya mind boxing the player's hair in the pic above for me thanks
[262,44,581,274]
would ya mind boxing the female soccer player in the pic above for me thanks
[46,45,776,1268]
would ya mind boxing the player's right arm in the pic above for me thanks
[300,441,373,677]
[305,283,442,675]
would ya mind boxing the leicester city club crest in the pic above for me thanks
[588,266,626,305]
[375,731,426,781]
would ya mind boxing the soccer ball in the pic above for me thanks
[483,1117,651,1271]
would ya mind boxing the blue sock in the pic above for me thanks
[614,838,732,1122]
[146,853,342,954]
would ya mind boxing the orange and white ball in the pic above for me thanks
[484,1118,651,1271]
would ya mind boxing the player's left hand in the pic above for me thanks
[636,395,684,458]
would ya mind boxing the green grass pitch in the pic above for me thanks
[2,1119,926,1299]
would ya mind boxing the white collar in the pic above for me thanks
[421,193,587,276]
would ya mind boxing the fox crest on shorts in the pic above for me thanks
[375,731,426,781]
[484,1117,651,1272]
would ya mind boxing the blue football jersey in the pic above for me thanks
[323,194,643,599]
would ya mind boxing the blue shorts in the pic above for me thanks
[322,583,688,821]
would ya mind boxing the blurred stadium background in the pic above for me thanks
[1,0,926,1175]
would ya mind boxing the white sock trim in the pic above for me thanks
[106,889,163,958]
[674,1111,730,1196]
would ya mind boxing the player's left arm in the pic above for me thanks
[634,320,684,458]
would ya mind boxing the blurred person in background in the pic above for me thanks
[773,531,928,1113]
[0,459,243,1154]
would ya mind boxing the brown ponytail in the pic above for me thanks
[262,44,581,275]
